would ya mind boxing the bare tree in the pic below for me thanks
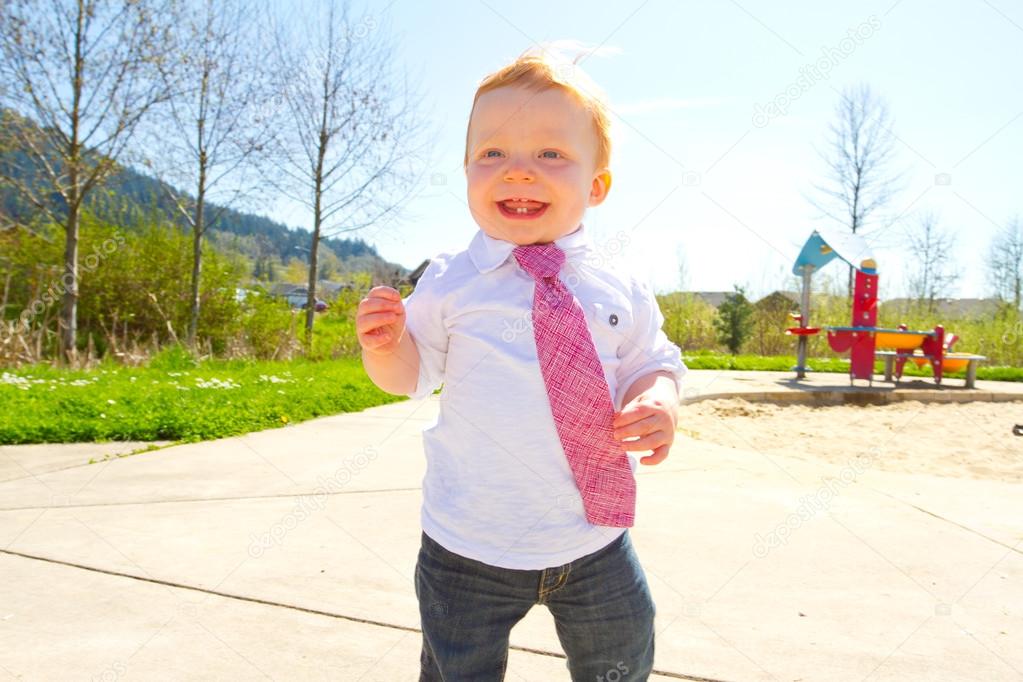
[810,84,902,296]
[675,243,689,293]
[904,212,959,311]
[146,0,273,347]
[268,0,428,342]
[987,216,1023,310]
[0,0,171,362]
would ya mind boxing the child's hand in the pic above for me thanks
[611,390,678,466]
[357,286,406,356]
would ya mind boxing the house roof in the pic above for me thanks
[688,291,731,308]
[266,280,351,296]
[755,290,801,307]
[882,297,1002,318]
[402,259,432,287]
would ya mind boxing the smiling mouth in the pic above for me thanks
[496,198,549,219]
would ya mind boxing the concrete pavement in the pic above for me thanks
[0,371,1020,680]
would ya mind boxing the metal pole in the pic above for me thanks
[796,264,813,379]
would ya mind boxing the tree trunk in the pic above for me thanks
[306,187,322,344]
[61,199,80,362]
[61,0,86,364]
[187,166,206,348]
[306,124,328,347]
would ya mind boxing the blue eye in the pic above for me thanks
[540,150,560,159]
[484,150,502,158]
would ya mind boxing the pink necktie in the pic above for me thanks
[513,243,636,527]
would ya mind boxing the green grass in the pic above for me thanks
[681,351,1023,382]
[0,355,405,445]
[682,352,846,372]
[3,348,1019,446]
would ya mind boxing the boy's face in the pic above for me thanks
[465,85,611,246]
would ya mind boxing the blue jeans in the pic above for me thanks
[414,529,655,681]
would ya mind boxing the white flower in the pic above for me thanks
[1,372,29,386]
[107,399,116,405]
[195,377,240,390]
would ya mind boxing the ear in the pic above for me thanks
[589,169,612,207]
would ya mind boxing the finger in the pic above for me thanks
[362,326,391,343]
[640,444,670,465]
[367,286,401,301]
[362,330,395,352]
[619,430,668,452]
[357,309,400,329]
[356,310,400,334]
[612,413,659,440]
[359,297,405,315]
[612,403,653,427]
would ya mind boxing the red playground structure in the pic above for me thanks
[788,228,985,387]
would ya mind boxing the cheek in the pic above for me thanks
[466,166,497,196]
[546,164,586,187]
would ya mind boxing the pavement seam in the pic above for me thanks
[0,443,175,485]
[0,486,424,513]
[862,486,1023,556]
[0,547,734,681]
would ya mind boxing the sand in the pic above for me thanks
[677,398,1023,483]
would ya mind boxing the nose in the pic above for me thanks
[503,157,534,183]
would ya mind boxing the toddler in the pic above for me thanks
[358,48,686,681]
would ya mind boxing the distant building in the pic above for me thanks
[754,291,800,309]
[670,291,790,308]
[403,259,431,288]
[688,291,732,308]
[267,281,351,309]
[882,297,1002,318]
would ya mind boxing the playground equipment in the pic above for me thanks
[788,227,985,387]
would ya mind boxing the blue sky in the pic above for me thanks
[268,0,1023,300]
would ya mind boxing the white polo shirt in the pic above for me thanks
[403,224,686,569]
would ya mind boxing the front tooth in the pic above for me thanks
[516,207,528,213]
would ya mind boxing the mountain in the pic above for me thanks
[0,109,405,278]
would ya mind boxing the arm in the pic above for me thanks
[618,369,679,412]
[611,370,680,466]
[610,275,686,465]
[361,327,421,396]
[357,286,422,396]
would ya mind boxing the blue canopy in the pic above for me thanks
[792,225,877,275]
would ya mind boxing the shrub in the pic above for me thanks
[713,286,754,354]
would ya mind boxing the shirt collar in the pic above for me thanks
[468,224,593,274]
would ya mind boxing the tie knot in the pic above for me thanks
[513,243,565,280]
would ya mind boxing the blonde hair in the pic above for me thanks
[463,48,612,172]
